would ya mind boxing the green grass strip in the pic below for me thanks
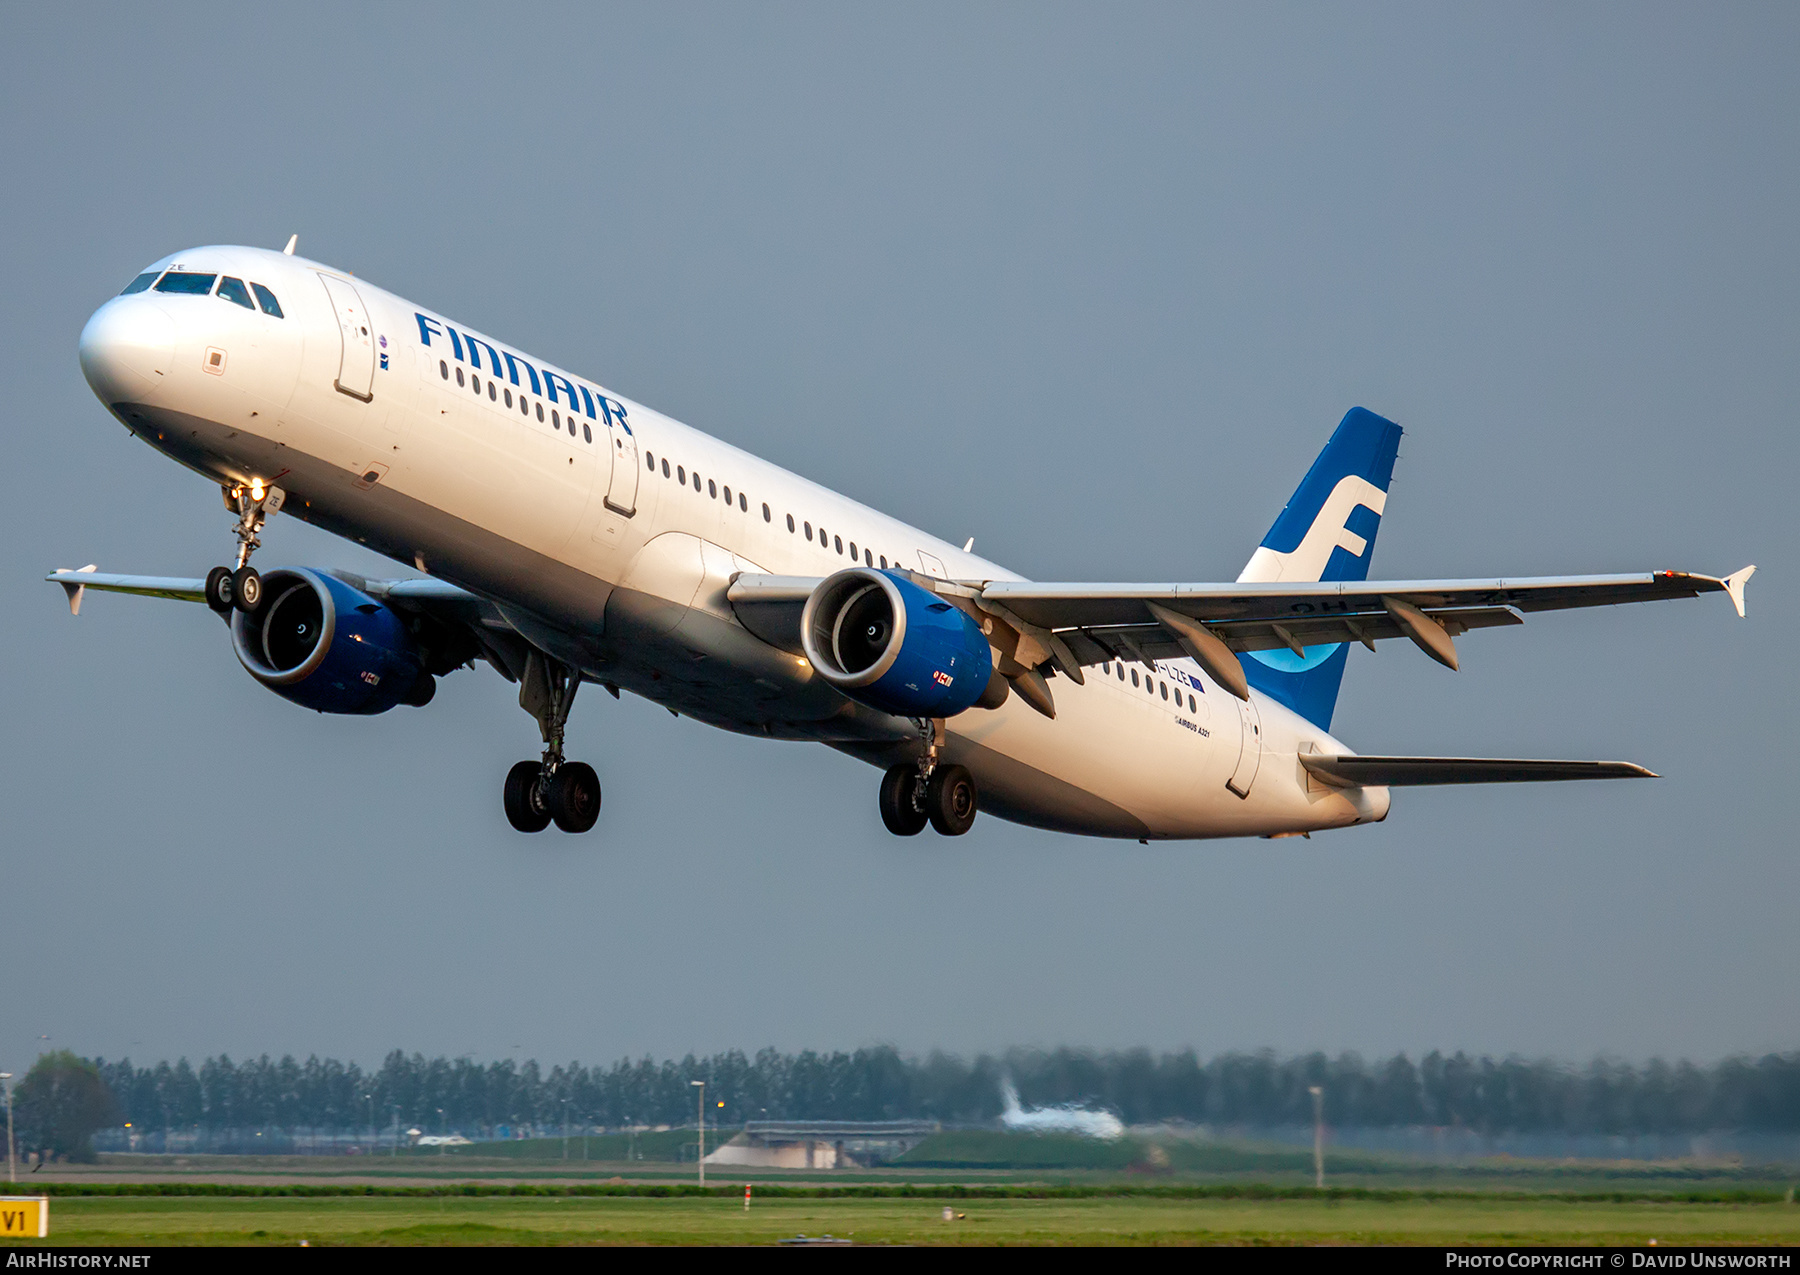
[17,1182,1791,1204]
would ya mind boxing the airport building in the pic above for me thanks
[704,1120,937,1169]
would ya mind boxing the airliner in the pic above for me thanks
[52,240,1754,841]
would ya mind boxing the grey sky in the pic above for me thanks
[1,3,1792,1073]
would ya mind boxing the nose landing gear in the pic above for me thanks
[203,481,284,615]
[880,718,978,837]
[504,650,603,834]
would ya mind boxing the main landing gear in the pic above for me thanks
[504,651,602,834]
[203,480,284,616]
[879,718,978,837]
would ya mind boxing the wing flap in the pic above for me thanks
[1069,605,1524,664]
[1300,755,1659,787]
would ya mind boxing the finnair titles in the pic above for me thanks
[54,241,1755,842]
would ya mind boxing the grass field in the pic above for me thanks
[5,1193,1799,1246]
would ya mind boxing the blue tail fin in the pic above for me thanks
[1235,407,1403,730]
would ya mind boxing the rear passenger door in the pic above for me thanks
[602,411,640,517]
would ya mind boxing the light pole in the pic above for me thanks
[1,1073,14,1183]
[1308,1085,1325,1190]
[690,1081,705,1185]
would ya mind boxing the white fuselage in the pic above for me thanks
[79,245,1388,840]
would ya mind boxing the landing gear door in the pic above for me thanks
[602,409,639,517]
[1226,694,1262,799]
[317,274,376,402]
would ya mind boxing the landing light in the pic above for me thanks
[250,479,265,501]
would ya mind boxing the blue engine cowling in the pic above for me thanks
[231,568,433,714]
[801,568,996,718]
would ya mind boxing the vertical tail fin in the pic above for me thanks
[1236,407,1403,730]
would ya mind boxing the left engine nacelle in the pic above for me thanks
[801,568,998,718]
[231,568,434,714]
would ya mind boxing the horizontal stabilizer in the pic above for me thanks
[1300,755,1658,787]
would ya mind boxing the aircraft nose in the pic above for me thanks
[79,298,174,405]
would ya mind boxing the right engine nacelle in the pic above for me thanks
[231,567,434,715]
[801,568,996,718]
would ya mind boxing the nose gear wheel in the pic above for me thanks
[205,482,283,616]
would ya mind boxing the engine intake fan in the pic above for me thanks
[231,567,434,714]
[801,568,1001,719]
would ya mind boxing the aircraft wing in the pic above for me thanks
[44,565,550,686]
[45,569,207,607]
[981,567,1753,642]
[730,565,1753,700]
[45,567,489,615]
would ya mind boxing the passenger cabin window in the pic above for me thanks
[1160,682,1169,700]
[787,514,795,532]
[216,277,254,310]
[708,479,717,499]
[583,424,592,442]
[154,271,217,295]
[834,535,844,555]
[455,367,465,386]
[439,361,449,379]
[864,549,873,566]
[504,388,513,407]
[879,556,887,568]
[740,493,748,512]
[663,459,671,478]
[251,283,284,317]
[120,272,160,295]
[722,484,730,503]
[763,503,772,522]
[645,452,654,470]
[1130,669,1139,687]
[804,522,812,540]
[677,466,686,484]
[488,382,497,401]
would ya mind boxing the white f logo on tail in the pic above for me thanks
[1237,475,1387,584]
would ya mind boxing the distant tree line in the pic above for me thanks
[81,1047,1800,1143]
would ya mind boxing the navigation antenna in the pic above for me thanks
[282,234,298,255]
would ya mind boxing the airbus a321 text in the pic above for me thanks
[51,242,1755,841]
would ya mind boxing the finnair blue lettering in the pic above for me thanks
[599,395,632,434]
[543,371,579,409]
[464,335,504,377]
[502,352,542,395]
[414,313,619,423]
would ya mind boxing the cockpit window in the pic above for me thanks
[120,272,160,295]
[250,283,283,318]
[216,277,255,310]
[154,272,218,295]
